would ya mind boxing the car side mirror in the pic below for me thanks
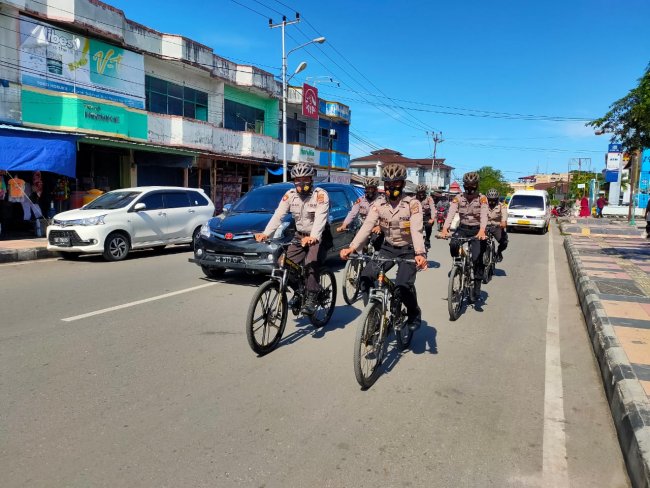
[133,202,146,212]
[223,203,233,214]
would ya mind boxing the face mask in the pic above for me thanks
[465,187,478,196]
[488,199,498,208]
[417,193,426,201]
[295,182,311,194]
[365,190,376,201]
[386,185,402,200]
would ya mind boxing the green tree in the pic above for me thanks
[569,171,603,198]
[476,166,513,196]
[587,63,650,157]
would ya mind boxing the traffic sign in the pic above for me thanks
[608,143,622,153]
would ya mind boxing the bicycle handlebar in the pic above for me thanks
[349,253,416,264]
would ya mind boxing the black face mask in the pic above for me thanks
[465,186,478,197]
[365,190,377,201]
[488,199,498,208]
[294,182,312,195]
[386,185,403,201]
[417,192,426,201]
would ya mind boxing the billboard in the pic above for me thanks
[302,83,319,120]
[319,100,351,123]
[19,16,145,109]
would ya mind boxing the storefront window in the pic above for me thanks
[145,75,208,122]
[224,99,265,133]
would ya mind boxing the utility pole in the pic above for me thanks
[429,131,443,189]
[628,148,641,225]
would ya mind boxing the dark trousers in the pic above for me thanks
[488,225,509,253]
[359,243,419,318]
[646,220,650,237]
[286,241,327,293]
[424,223,433,243]
[449,226,487,281]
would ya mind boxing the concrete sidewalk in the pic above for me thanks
[0,238,57,263]
[562,218,650,487]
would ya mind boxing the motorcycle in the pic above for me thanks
[436,205,447,231]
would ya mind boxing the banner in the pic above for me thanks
[302,84,319,120]
[19,16,145,109]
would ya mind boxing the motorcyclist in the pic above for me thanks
[485,188,508,262]
[415,184,435,249]
[340,163,428,331]
[439,171,488,302]
[255,162,332,314]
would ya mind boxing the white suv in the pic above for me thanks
[47,187,215,261]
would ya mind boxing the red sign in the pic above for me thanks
[302,83,319,120]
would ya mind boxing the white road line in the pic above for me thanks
[61,282,218,322]
[542,228,569,487]
[0,258,59,267]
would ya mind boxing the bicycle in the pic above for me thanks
[342,234,381,305]
[482,228,498,285]
[440,236,478,321]
[245,239,337,355]
[351,254,416,389]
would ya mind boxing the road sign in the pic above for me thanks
[577,183,586,189]
[606,152,622,170]
[608,143,622,153]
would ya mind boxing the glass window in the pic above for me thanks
[149,76,167,94]
[231,186,287,213]
[85,191,141,210]
[196,105,208,122]
[224,99,265,133]
[184,101,195,120]
[196,91,208,106]
[328,190,350,215]
[163,191,191,209]
[168,97,183,116]
[168,83,183,99]
[184,86,196,101]
[137,192,164,211]
[149,91,167,114]
[145,75,209,122]
[189,191,209,207]
[508,195,545,210]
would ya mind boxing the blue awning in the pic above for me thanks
[0,127,78,177]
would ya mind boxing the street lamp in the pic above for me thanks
[270,16,326,181]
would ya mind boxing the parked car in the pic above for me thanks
[506,189,551,234]
[191,182,362,277]
[47,186,215,261]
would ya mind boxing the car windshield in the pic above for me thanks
[231,187,288,213]
[84,191,142,210]
[509,195,544,210]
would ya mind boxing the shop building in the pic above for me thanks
[0,0,352,236]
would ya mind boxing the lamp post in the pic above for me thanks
[270,16,325,182]
[429,131,443,189]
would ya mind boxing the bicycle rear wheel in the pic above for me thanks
[309,269,337,328]
[353,301,385,389]
[395,308,413,351]
[483,242,494,284]
[246,280,288,355]
[342,259,362,305]
[447,264,463,321]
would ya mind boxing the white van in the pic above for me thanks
[506,189,550,234]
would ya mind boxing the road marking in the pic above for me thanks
[0,258,59,267]
[543,229,569,486]
[61,282,218,322]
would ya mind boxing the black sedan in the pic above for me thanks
[190,182,363,277]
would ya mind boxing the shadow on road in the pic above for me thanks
[59,245,193,263]
[278,304,362,349]
[410,321,438,355]
[200,271,268,287]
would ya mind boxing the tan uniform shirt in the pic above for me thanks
[487,203,507,226]
[418,195,435,221]
[444,193,488,229]
[263,188,329,240]
[350,196,426,255]
[343,194,385,227]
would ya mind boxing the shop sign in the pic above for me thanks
[19,15,145,109]
[302,84,319,120]
[319,100,351,122]
[300,146,316,163]
[606,152,622,171]
[316,169,351,184]
[22,88,148,140]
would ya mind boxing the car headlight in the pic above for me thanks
[273,221,290,239]
[79,215,106,226]
[200,223,211,237]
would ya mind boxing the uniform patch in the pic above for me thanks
[410,201,420,214]
[317,192,325,204]
[355,197,361,204]
[452,197,459,204]
[282,193,289,201]
[480,196,488,205]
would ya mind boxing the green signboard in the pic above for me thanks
[22,88,147,140]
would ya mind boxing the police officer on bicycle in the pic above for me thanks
[486,188,508,262]
[415,184,435,249]
[439,171,488,301]
[340,163,428,331]
[255,162,331,314]
[337,176,385,249]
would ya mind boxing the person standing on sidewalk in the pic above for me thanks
[645,198,650,238]
[596,193,607,218]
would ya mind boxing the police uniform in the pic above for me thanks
[443,193,489,281]
[487,202,509,255]
[342,193,385,249]
[349,195,425,320]
[417,194,436,245]
[263,187,331,293]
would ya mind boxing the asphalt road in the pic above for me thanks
[0,225,630,487]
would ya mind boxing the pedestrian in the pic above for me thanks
[579,195,591,218]
[596,193,607,218]
[645,198,650,238]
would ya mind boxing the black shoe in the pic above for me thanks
[407,309,422,331]
[472,281,482,302]
[424,239,431,249]
[302,293,318,315]
[496,251,503,263]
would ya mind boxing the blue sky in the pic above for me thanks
[108,0,650,181]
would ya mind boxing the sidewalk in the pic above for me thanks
[562,218,650,487]
[0,238,57,263]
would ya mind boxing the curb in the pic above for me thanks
[564,236,650,488]
[0,247,57,264]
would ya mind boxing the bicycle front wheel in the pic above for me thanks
[342,259,362,305]
[447,264,463,321]
[246,280,288,355]
[309,269,337,328]
[353,301,385,389]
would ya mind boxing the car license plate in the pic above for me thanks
[517,219,530,225]
[212,255,244,264]
[53,236,71,247]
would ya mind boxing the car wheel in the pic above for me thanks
[59,252,81,260]
[202,266,225,279]
[103,232,131,261]
[192,226,202,250]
